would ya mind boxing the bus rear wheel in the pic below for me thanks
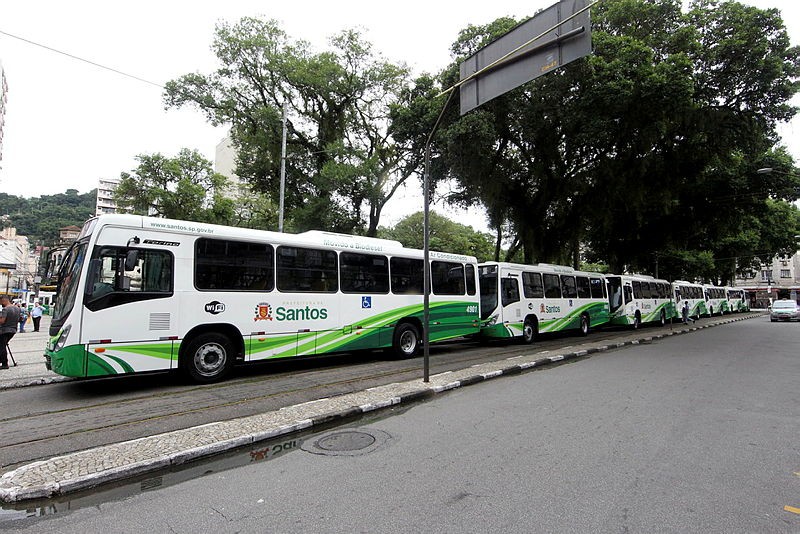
[392,322,420,359]
[659,310,666,327]
[522,318,537,344]
[182,333,234,383]
[633,313,641,330]
[579,314,590,336]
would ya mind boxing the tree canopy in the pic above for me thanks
[114,149,234,224]
[379,211,495,262]
[391,0,800,283]
[0,190,96,244]
[164,19,416,236]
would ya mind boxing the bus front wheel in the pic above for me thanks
[182,333,235,383]
[392,323,420,359]
[633,313,641,330]
[522,318,537,344]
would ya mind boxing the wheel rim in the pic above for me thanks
[524,322,534,342]
[194,342,227,377]
[581,317,588,334]
[399,330,416,354]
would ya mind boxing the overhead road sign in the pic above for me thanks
[459,0,593,115]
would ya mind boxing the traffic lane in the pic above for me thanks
[0,317,749,470]
[6,314,794,533]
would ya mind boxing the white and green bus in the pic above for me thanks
[672,281,706,319]
[703,284,728,316]
[607,274,675,328]
[478,262,610,342]
[726,287,748,312]
[45,215,481,383]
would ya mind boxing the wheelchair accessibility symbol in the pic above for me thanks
[362,296,372,309]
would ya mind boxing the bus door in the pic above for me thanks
[500,273,523,329]
[608,277,623,313]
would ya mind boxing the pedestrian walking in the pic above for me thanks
[17,303,28,333]
[0,295,21,370]
[681,301,695,324]
[30,301,44,332]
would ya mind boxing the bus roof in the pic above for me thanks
[480,261,606,277]
[86,214,477,262]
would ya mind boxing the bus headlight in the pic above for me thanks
[54,325,72,352]
[484,314,498,326]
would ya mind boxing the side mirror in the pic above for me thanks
[124,250,140,271]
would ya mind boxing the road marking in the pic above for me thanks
[785,505,800,515]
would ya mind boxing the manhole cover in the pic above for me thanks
[317,431,376,452]
[301,428,391,457]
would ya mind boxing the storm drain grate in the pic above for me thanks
[301,428,391,457]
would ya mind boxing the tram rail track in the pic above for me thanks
[0,316,756,471]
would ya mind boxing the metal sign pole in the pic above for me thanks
[422,90,456,383]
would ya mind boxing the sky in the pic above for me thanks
[0,0,798,232]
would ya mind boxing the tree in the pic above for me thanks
[0,189,96,244]
[379,211,495,261]
[114,149,233,224]
[391,0,799,281]
[164,19,414,236]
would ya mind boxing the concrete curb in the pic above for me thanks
[0,312,763,502]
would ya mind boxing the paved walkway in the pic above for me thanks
[0,312,764,502]
[0,316,71,390]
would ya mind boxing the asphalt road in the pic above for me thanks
[0,317,706,471]
[3,314,798,533]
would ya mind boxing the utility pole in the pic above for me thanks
[278,102,288,233]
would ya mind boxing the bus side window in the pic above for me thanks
[543,274,561,299]
[465,264,476,296]
[589,277,604,299]
[522,272,544,298]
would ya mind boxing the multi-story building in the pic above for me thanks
[0,226,32,299]
[735,251,800,307]
[0,61,8,167]
[96,177,122,215]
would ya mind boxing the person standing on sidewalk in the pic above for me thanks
[0,295,20,370]
[30,301,44,332]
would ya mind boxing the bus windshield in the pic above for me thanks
[479,266,498,320]
[52,241,89,323]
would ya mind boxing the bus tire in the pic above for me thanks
[633,312,641,330]
[579,314,590,336]
[392,322,420,359]
[181,332,235,383]
[522,317,537,344]
[659,310,666,327]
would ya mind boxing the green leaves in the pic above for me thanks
[114,149,234,225]
[406,0,800,282]
[165,18,414,236]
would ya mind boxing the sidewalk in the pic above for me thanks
[0,316,71,389]
[0,311,764,502]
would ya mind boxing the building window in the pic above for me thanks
[780,269,791,278]
[761,270,772,282]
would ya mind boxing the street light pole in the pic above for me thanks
[278,102,288,233]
